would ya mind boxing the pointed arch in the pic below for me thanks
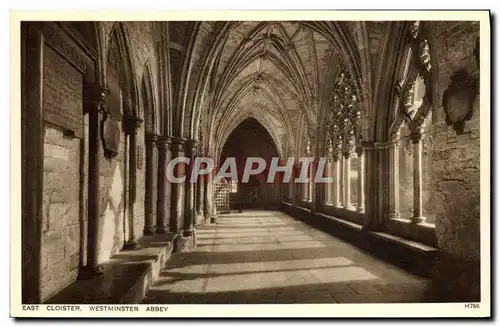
[105,22,140,119]
[140,61,159,134]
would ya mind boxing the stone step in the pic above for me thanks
[44,234,174,304]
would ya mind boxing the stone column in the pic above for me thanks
[170,138,185,233]
[144,133,158,235]
[361,142,385,230]
[196,174,205,224]
[308,163,314,202]
[156,136,171,234]
[343,153,353,210]
[123,115,142,250]
[410,130,426,223]
[324,159,332,205]
[204,164,213,223]
[387,135,400,219]
[292,163,302,205]
[195,154,205,225]
[302,163,308,202]
[356,148,365,212]
[288,174,294,203]
[332,157,342,207]
[177,139,197,252]
[79,86,107,279]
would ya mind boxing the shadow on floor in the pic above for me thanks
[143,280,438,304]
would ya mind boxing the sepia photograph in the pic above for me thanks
[11,10,490,318]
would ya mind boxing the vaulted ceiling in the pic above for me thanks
[207,22,339,159]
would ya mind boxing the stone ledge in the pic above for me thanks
[386,217,438,247]
[368,231,438,253]
[43,234,174,304]
[281,202,439,277]
[314,212,363,232]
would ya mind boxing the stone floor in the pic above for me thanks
[142,210,436,304]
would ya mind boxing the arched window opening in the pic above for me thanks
[390,21,434,226]
[323,64,364,215]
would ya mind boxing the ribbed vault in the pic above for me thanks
[202,21,346,159]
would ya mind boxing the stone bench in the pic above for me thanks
[43,234,174,304]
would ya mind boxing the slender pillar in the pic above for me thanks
[195,173,205,225]
[288,173,294,203]
[144,133,158,235]
[343,153,353,210]
[333,157,342,207]
[79,86,107,279]
[302,163,308,202]
[123,116,142,250]
[294,163,300,204]
[170,138,185,232]
[325,159,332,205]
[356,148,365,212]
[195,146,205,224]
[308,163,314,202]
[204,165,213,223]
[183,140,196,235]
[387,134,400,219]
[156,136,171,234]
[411,131,425,223]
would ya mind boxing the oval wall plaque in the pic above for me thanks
[102,117,121,158]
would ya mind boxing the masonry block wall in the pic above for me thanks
[430,21,480,261]
[41,126,82,300]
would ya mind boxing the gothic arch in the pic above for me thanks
[140,61,159,134]
[105,22,140,119]
[382,22,438,141]
[212,110,285,163]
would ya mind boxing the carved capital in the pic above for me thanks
[145,133,160,145]
[409,131,423,143]
[156,136,172,151]
[185,139,199,156]
[123,115,143,135]
[171,137,186,154]
[355,146,364,157]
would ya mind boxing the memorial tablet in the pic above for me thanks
[43,44,83,138]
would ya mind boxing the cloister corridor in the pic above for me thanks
[20,19,484,309]
[142,211,430,304]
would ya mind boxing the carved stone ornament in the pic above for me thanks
[102,117,121,158]
[442,69,479,134]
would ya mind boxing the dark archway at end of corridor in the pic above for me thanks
[219,117,280,211]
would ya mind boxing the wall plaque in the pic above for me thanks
[442,69,478,134]
[43,44,83,138]
[102,118,121,158]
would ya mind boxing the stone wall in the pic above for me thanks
[134,125,146,240]
[430,21,480,261]
[41,126,82,301]
[98,126,126,263]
